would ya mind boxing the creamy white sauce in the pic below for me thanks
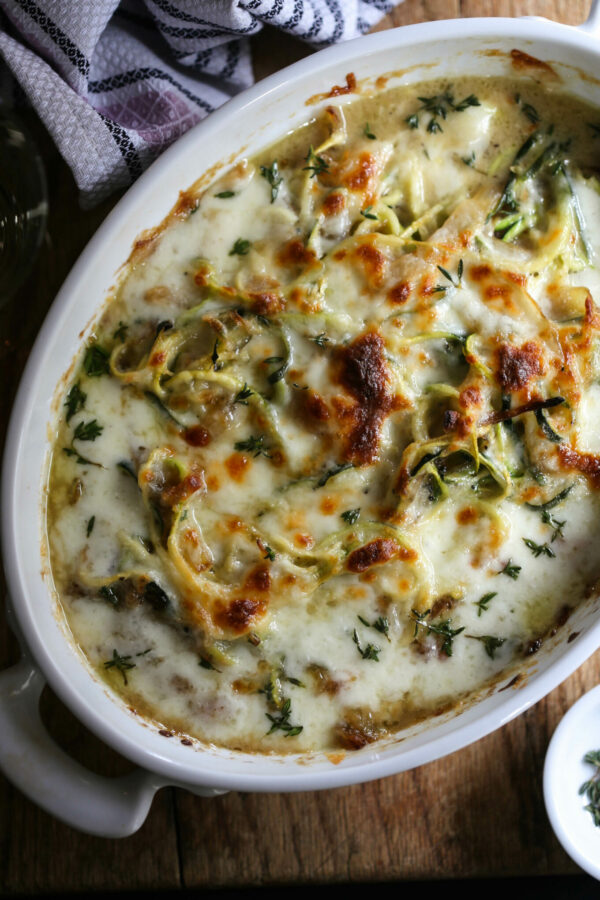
[47,76,600,754]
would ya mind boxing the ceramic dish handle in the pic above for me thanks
[581,0,600,35]
[0,655,164,837]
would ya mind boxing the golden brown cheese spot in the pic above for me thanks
[346,538,398,573]
[183,425,211,447]
[459,386,482,409]
[470,264,492,281]
[557,445,600,489]
[485,284,511,301]
[456,506,479,525]
[388,281,411,305]
[323,192,345,216]
[277,239,317,269]
[342,152,378,195]
[352,239,387,289]
[224,452,250,482]
[319,496,338,515]
[245,565,272,593]
[496,341,544,392]
[213,596,267,634]
[505,271,528,287]
[294,532,314,548]
[297,388,330,423]
[336,330,393,465]
[149,351,166,366]
[248,292,285,317]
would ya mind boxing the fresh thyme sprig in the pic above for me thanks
[360,206,378,220]
[303,146,329,178]
[63,419,104,467]
[265,697,303,737]
[352,628,381,661]
[233,383,254,405]
[410,608,464,657]
[64,381,86,422]
[474,591,497,617]
[405,91,480,133]
[580,750,600,827]
[260,160,283,202]
[357,614,390,641]
[83,343,110,377]
[467,634,506,659]
[498,559,521,580]
[433,259,463,293]
[103,648,151,685]
[234,434,272,458]
[229,238,251,256]
[523,538,556,559]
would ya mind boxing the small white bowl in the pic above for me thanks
[544,684,600,880]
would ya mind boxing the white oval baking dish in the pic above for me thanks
[3,7,600,838]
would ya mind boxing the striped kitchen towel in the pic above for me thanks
[0,0,400,206]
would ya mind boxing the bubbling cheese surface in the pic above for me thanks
[47,76,600,753]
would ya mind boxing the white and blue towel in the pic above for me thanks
[0,1,399,205]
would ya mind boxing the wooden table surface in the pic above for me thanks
[1,0,598,893]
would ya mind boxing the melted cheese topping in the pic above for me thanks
[47,77,600,754]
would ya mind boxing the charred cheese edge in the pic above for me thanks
[47,76,600,754]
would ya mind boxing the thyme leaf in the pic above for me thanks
[73,419,103,442]
[341,508,361,525]
[580,750,600,827]
[467,634,506,659]
[364,122,377,140]
[215,190,235,198]
[360,206,378,220]
[86,515,95,537]
[265,697,303,736]
[83,343,110,377]
[357,614,390,641]
[475,591,497,616]
[260,160,283,203]
[234,434,272,458]
[523,537,556,558]
[103,648,150,685]
[234,383,254,405]
[498,559,521,579]
[312,333,330,347]
[410,608,464,657]
[303,146,329,178]
[64,381,87,422]
[229,238,251,256]
[352,628,381,661]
